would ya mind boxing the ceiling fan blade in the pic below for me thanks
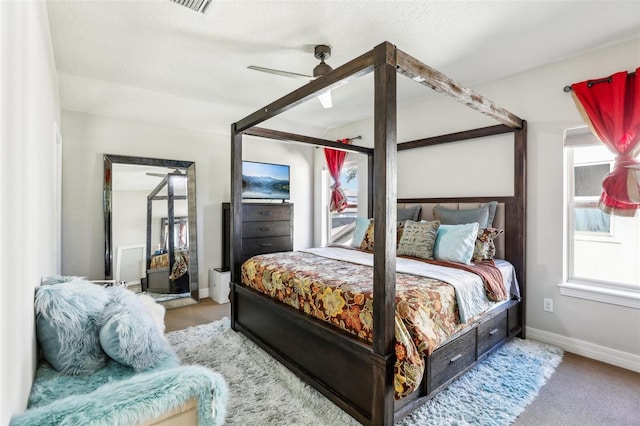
[247,65,312,81]
[317,90,332,109]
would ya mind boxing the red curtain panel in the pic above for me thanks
[571,68,640,217]
[324,139,350,213]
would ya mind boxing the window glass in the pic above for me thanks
[574,163,609,197]
[573,207,610,233]
[566,143,639,287]
[329,160,358,244]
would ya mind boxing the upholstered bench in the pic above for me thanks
[11,278,227,426]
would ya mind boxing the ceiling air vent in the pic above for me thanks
[170,0,212,14]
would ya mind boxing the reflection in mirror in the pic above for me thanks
[104,155,199,304]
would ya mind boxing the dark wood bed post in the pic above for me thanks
[230,123,243,329]
[514,121,527,338]
[371,42,398,426]
[368,154,374,218]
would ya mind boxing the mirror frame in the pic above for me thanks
[104,154,199,301]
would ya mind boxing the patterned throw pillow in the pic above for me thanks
[359,221,406,252]
[473,227,504,262]
[359,222,375,251]
[397,220,440,259]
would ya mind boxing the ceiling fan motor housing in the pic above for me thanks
[313,45,333,77]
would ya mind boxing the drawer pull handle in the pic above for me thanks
[259,227,271,231]
[489,328,499,336]
[260,243,272,247]
[449,354,463,363]
[259,211,271,216]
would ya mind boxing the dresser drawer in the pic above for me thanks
[242,236,292,257]
[429,330,476,392]
[243,220,291,238]
[477,310,507,357]
[243,204,291,222]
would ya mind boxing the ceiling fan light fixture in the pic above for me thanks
[170,0,213,14]
[317,91,332,109]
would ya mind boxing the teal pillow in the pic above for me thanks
[433,205,490,228]
[397,220,440,259]
[350,217,372,248]
[35,280,111,374]
[99,288,174,371]
[434,223,479,265]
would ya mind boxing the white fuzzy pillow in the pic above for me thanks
[137,293,167,336]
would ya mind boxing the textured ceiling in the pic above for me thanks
[48,1,640,135]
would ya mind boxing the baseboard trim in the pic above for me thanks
[526,326,640,373]
[199,288,209,299]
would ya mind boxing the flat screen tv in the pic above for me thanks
[242,160,290,200]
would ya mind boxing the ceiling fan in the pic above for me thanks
[248,45,335,108]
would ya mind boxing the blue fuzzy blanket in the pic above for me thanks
[11,359,228,426]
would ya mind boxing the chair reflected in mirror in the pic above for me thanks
[115,244,145,292]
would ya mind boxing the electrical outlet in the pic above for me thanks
[543,298,554,312]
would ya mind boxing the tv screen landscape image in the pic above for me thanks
[242,161,290,200]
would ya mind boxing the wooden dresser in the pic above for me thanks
[222,202,293,269]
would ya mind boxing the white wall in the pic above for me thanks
[324,39,640,360]
[0,2,60,421]
[60,112,315,292]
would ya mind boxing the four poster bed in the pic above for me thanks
[145,172,191,294]
[230,42,527,425]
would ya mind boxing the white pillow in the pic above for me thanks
[434,223,479,265]
[138,293,166,336]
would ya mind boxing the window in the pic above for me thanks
[328,160,358,245]
[562,128,640,308]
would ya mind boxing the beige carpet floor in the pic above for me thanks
[165,299,640,425]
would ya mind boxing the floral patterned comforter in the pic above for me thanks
[149,249,190,280]
[241,249,499,399]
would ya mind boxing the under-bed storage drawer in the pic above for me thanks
[429,329,476,392]
[477,310,508,357]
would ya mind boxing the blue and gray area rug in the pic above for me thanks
[168,318,563,426]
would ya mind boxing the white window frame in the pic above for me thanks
[560,127,640,309]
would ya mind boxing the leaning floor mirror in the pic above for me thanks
[104,154,199,304]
